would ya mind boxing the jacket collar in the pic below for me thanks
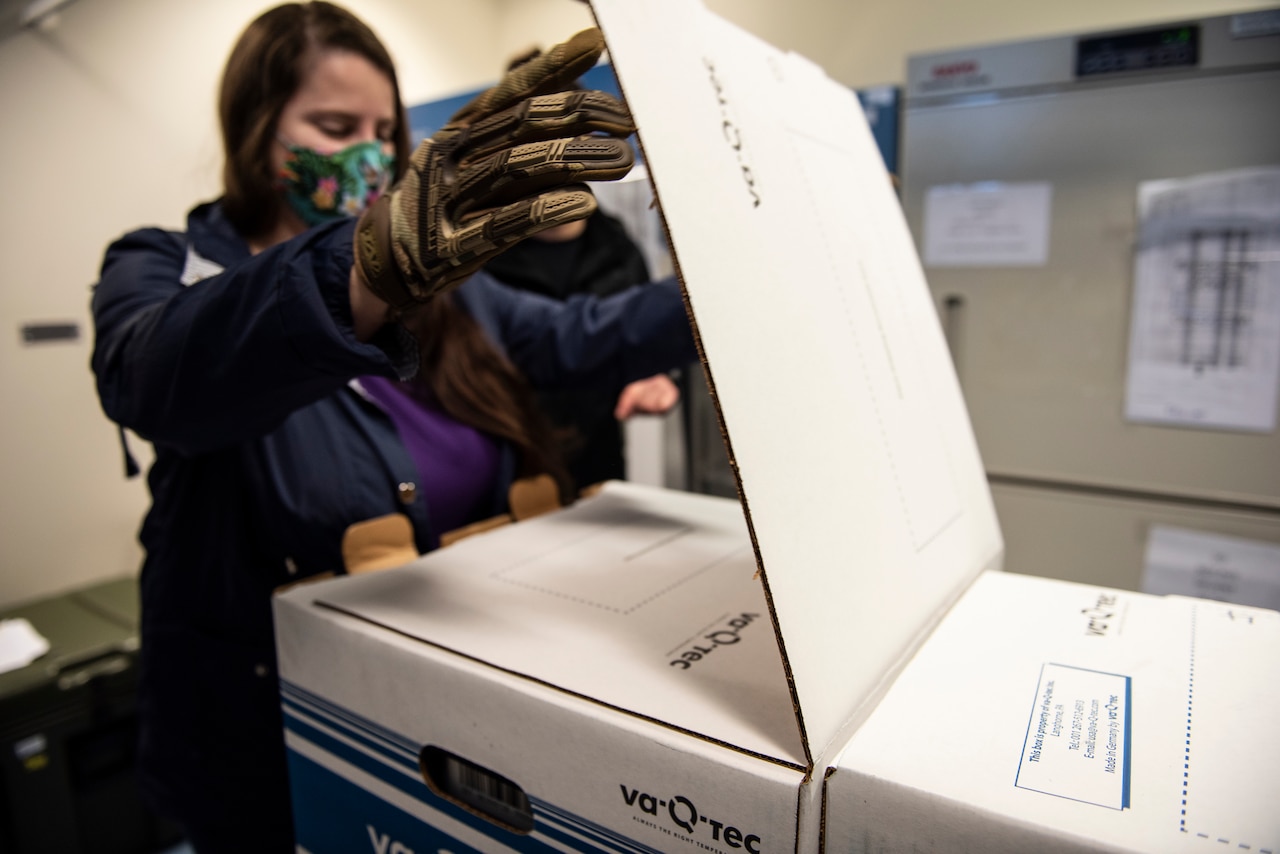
[185,200,253,269]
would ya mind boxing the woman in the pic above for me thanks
[90,3,693,850]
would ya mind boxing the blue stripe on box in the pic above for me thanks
[289,749,491,854]
[531,797,667,854]
[286,714,562,853]
[281,680,654,854]
[282,680,420,760]
[1122,675,1132,810]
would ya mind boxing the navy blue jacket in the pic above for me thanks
[90,201,695,843]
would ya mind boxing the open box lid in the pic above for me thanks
[589,0,1003,763]
[293,0,1003,774]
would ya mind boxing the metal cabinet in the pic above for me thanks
[901,11,1280,588]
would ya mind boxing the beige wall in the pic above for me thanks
[0,0,504,608]
[0,0,1272,607]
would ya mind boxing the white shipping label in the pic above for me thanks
[1016,663,1131,810]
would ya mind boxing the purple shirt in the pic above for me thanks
[358,376,501,547]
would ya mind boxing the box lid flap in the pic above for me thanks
[591,0,1003,760]
[304,483,809,767]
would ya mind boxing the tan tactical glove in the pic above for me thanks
[354,28,635,315]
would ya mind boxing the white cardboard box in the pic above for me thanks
[272,1,1279,852]
[826,571,1280,853]
[277,485,818,853]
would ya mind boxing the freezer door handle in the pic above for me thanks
[942,293,965,383]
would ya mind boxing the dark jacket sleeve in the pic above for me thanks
[456,271,697,391]
[91,220,410,456]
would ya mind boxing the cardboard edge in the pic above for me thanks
[818,764,837,854]
[590,0,814,771]
[794,771,826,854]
[314,599,809,775]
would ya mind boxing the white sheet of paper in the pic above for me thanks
[923,181,1053,267]
[1124,166,1280,433]
[0,618,50,674]
[1142,524,1280,610]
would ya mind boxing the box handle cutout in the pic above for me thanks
[419,746,534,834]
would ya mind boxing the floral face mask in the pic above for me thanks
[277,137,395,226]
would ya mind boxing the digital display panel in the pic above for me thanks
[1076,25,1200,77]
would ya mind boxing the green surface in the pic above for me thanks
[69,576,140,631]
[0,577,140,721]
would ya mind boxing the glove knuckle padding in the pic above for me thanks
[457,137,634,222]
[561,138,634,171]
[354,27,635,310]
[464,91,633,162]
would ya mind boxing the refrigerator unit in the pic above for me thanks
[899,10,1280,599]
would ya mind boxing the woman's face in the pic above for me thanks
[274,47,397,168]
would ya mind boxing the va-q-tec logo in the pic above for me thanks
[621,784,763,852]
[1082,591,1123,637]
[702,57,762,209]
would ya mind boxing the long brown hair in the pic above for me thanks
[220,3,572,503]
[407,300,574,503]
[218,1,411,239]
